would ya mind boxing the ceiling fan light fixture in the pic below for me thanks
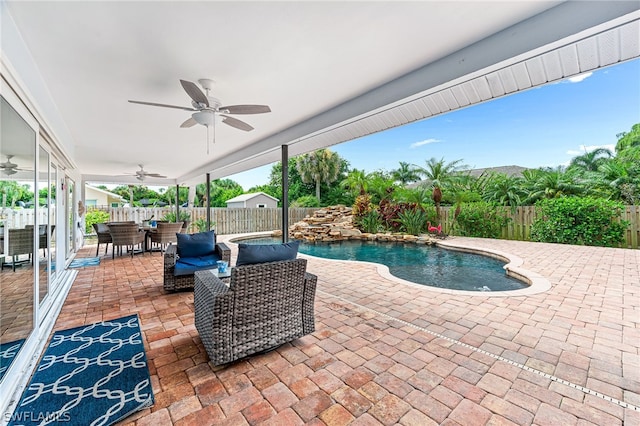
[2,169,18,176]
[192,111,215,127]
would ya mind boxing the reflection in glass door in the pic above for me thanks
[66,178,75,260]
[0,95,36,380]
[37,146,49,305]
[50,164,57,285]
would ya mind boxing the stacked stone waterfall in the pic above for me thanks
[288,205,437,245]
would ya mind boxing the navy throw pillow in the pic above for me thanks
[236,241,300,266]
[177,230,216,258]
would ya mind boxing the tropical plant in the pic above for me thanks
[521,167,584,204]
[531,197,628,247]
[356,210,383,233]
[378,200,419,232]
[193,218,215,232]
[396,208,426,235]
[162,211,191,223]
[296,149,341,203]
[340,169,368,197]
[482,173,524,209]
[352,193,373,219]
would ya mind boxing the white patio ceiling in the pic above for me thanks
[2,1,639,187]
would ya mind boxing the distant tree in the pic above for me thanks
[0,181,31,208]
[568,147,612,172]
[296,149,341,203]
[615,123,640,163]
[391,161,421,185]
[415,157,466,217]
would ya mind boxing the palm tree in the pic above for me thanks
[522,167,583,204]
[482,174,524,209]
[569,147,612,172]
[340,169,368,197]
[296,149,341,203]
[415,157,466,217]
[391,162,421,185]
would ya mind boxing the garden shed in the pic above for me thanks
[225,192,278,209]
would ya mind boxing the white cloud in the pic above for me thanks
[567,72,593,83]
[410,138,440,148]
[566,144,615,155]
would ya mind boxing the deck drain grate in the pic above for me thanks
[319,290,639,412]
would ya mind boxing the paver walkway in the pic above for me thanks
[48,235,639,425]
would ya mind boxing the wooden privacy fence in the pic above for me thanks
[88,207,317,235]
[88,205,640,249]
[437,205,640,249]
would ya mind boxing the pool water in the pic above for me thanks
[238,237,527,292]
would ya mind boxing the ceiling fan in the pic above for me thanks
[128,79,271,153]
[0,155,29,176]
[125,165,167,182]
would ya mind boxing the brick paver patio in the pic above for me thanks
[48,235,639,425]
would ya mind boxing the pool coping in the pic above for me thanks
[227,233,552,297]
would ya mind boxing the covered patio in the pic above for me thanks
[52,234,639,425]
[2,1,639,423]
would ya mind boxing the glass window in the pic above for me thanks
[0,95,36,381]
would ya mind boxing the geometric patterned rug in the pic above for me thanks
[8,315,153,426]
[0,338,25,382]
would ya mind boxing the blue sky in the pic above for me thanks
[228,58,640,189]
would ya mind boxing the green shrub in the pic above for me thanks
[455,202,510,238]
[85,210,110,234]
[530,197,628,247]
[356,210,383,233]
[291,195,320,208]
[193,218,216,232]
[396,208,426,235]
[162,211,191,223]
[378,200,418,232]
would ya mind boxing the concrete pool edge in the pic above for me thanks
[226,233,552,297]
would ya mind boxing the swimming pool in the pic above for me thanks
[237,237,527,292]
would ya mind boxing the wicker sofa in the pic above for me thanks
[194,258,317,365]
[163,241,231,291]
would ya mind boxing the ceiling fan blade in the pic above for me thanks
[146,173,167,178]
[128,100,195,111]
[180,117,197,128]
[180,80,209,107]
[221,115,254,131]
[219,104,271,115]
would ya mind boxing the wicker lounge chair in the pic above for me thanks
[163,241,231,292]
[194,258,317,365]
[149,221,183,254]
[108,222,145,258]
[92,223,112,256]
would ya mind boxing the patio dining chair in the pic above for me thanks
[108,222,145,258]
[92,223,112,256]
[149,222,183,255]
[7,228,34,272]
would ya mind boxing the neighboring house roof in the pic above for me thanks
[226,192,279,203]
[85,185,125,201]
[466,165,529,178]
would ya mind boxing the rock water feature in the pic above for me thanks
[286,205,439,245]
